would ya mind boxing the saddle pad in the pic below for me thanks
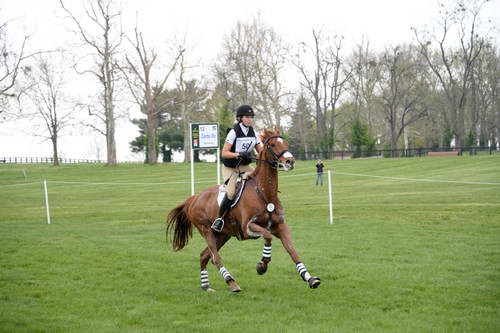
[217,180,246,207]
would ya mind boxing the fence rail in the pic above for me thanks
[293,146,499,160]
[0,157,105,164]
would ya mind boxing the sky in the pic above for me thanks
[1,0,499,162]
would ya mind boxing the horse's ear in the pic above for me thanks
[259,131,266,143]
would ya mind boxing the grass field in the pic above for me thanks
[1,155,499,332]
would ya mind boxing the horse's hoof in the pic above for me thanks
[308,277,321,289]
[228,280,241,293]
[256,261,267,275]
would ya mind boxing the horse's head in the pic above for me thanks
[260,129,295,171]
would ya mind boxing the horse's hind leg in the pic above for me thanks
[199,232,230,292]
[273,223,321,289]
[200,226,241,292]
[248,222,273,275]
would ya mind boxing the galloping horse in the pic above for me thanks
[166,129,320,292]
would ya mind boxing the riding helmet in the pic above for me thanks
[236,105,254,117]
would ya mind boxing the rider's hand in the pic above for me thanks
[239,152,251,159]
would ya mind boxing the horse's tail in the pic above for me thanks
[166,196,195,251]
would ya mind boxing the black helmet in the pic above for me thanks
[236,105,254,117]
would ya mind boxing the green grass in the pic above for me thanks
[1,156,499,332]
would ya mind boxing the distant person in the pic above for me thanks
[315,159,324,186]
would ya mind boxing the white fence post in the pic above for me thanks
[328,170,333,224]
[217,148,221,185]
[44,180,51,225]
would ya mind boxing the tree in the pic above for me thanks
[288,93,314,160]
[469,42,500,147]
[351,120,373,158]
[413,0,489,147]
[377,45,429,152]
[60,0,123,165]
[175,51,209,163]
[215,16,291,129]
[292,29,351,152]
[0,13,34,118]
[121,24,184,164]
[349,38,382,135]
[24,54,72,166]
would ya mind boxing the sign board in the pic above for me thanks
[191,123,219,150]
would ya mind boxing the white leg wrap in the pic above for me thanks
[200,270,210,289]
[296,262,312,282]
[262,245,272,259]
[219,266,234,282]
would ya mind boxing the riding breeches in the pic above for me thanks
[222,164,254,200]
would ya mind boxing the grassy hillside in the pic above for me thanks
[1,156,499,332]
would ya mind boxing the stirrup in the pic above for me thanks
[211,218,224,232]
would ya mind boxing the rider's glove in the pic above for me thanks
[239,152,251,160]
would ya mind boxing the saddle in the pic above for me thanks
[217,171,252,208]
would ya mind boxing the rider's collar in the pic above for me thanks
[239,122,249,129]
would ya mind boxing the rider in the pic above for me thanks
[211,104,264,232]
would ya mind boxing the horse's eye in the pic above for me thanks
[271,144,275,147]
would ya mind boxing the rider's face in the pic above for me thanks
[241,115,254,127]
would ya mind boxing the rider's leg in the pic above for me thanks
[211,164,254,232]
[211,167,238,232]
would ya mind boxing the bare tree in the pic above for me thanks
[470,42,500,147]
[349,38,382,133]
[216,16,291,129]
[24,54,72,166]
[0,14,33,118]
[292,29,351,151]
[120,25,184,164]
[413,0,489,147]
[377,45,429,152]
[175,51,208,163]
[59,0,122,165]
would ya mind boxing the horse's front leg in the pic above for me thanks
[247,222,273,275]
[200,225,241,292]
[273,223,321,289]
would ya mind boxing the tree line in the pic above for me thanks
[1,0,498,165]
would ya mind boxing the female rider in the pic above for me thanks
[211,105,263,232]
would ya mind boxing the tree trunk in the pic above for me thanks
[52,135,59,167]
[146,103,158,164]
[182,102,191,163]
[106,107,117,165]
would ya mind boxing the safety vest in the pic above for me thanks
[223,123,258,168]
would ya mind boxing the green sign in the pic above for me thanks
[191,123,219,150]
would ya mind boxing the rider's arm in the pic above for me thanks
[221,142,240,159]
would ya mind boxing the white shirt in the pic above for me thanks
[225,123,261,153]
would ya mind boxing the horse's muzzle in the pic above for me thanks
[279,158,295,171]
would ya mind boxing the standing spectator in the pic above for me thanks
[315,159,324,186]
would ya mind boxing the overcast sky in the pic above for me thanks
[1,0,499,161]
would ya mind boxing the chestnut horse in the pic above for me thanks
[166,129,320,292]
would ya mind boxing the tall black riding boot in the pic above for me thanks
[211,194,234,232]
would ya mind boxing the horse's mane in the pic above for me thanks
[259,128,281,144]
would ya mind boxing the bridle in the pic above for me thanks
[256,135,292,169]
